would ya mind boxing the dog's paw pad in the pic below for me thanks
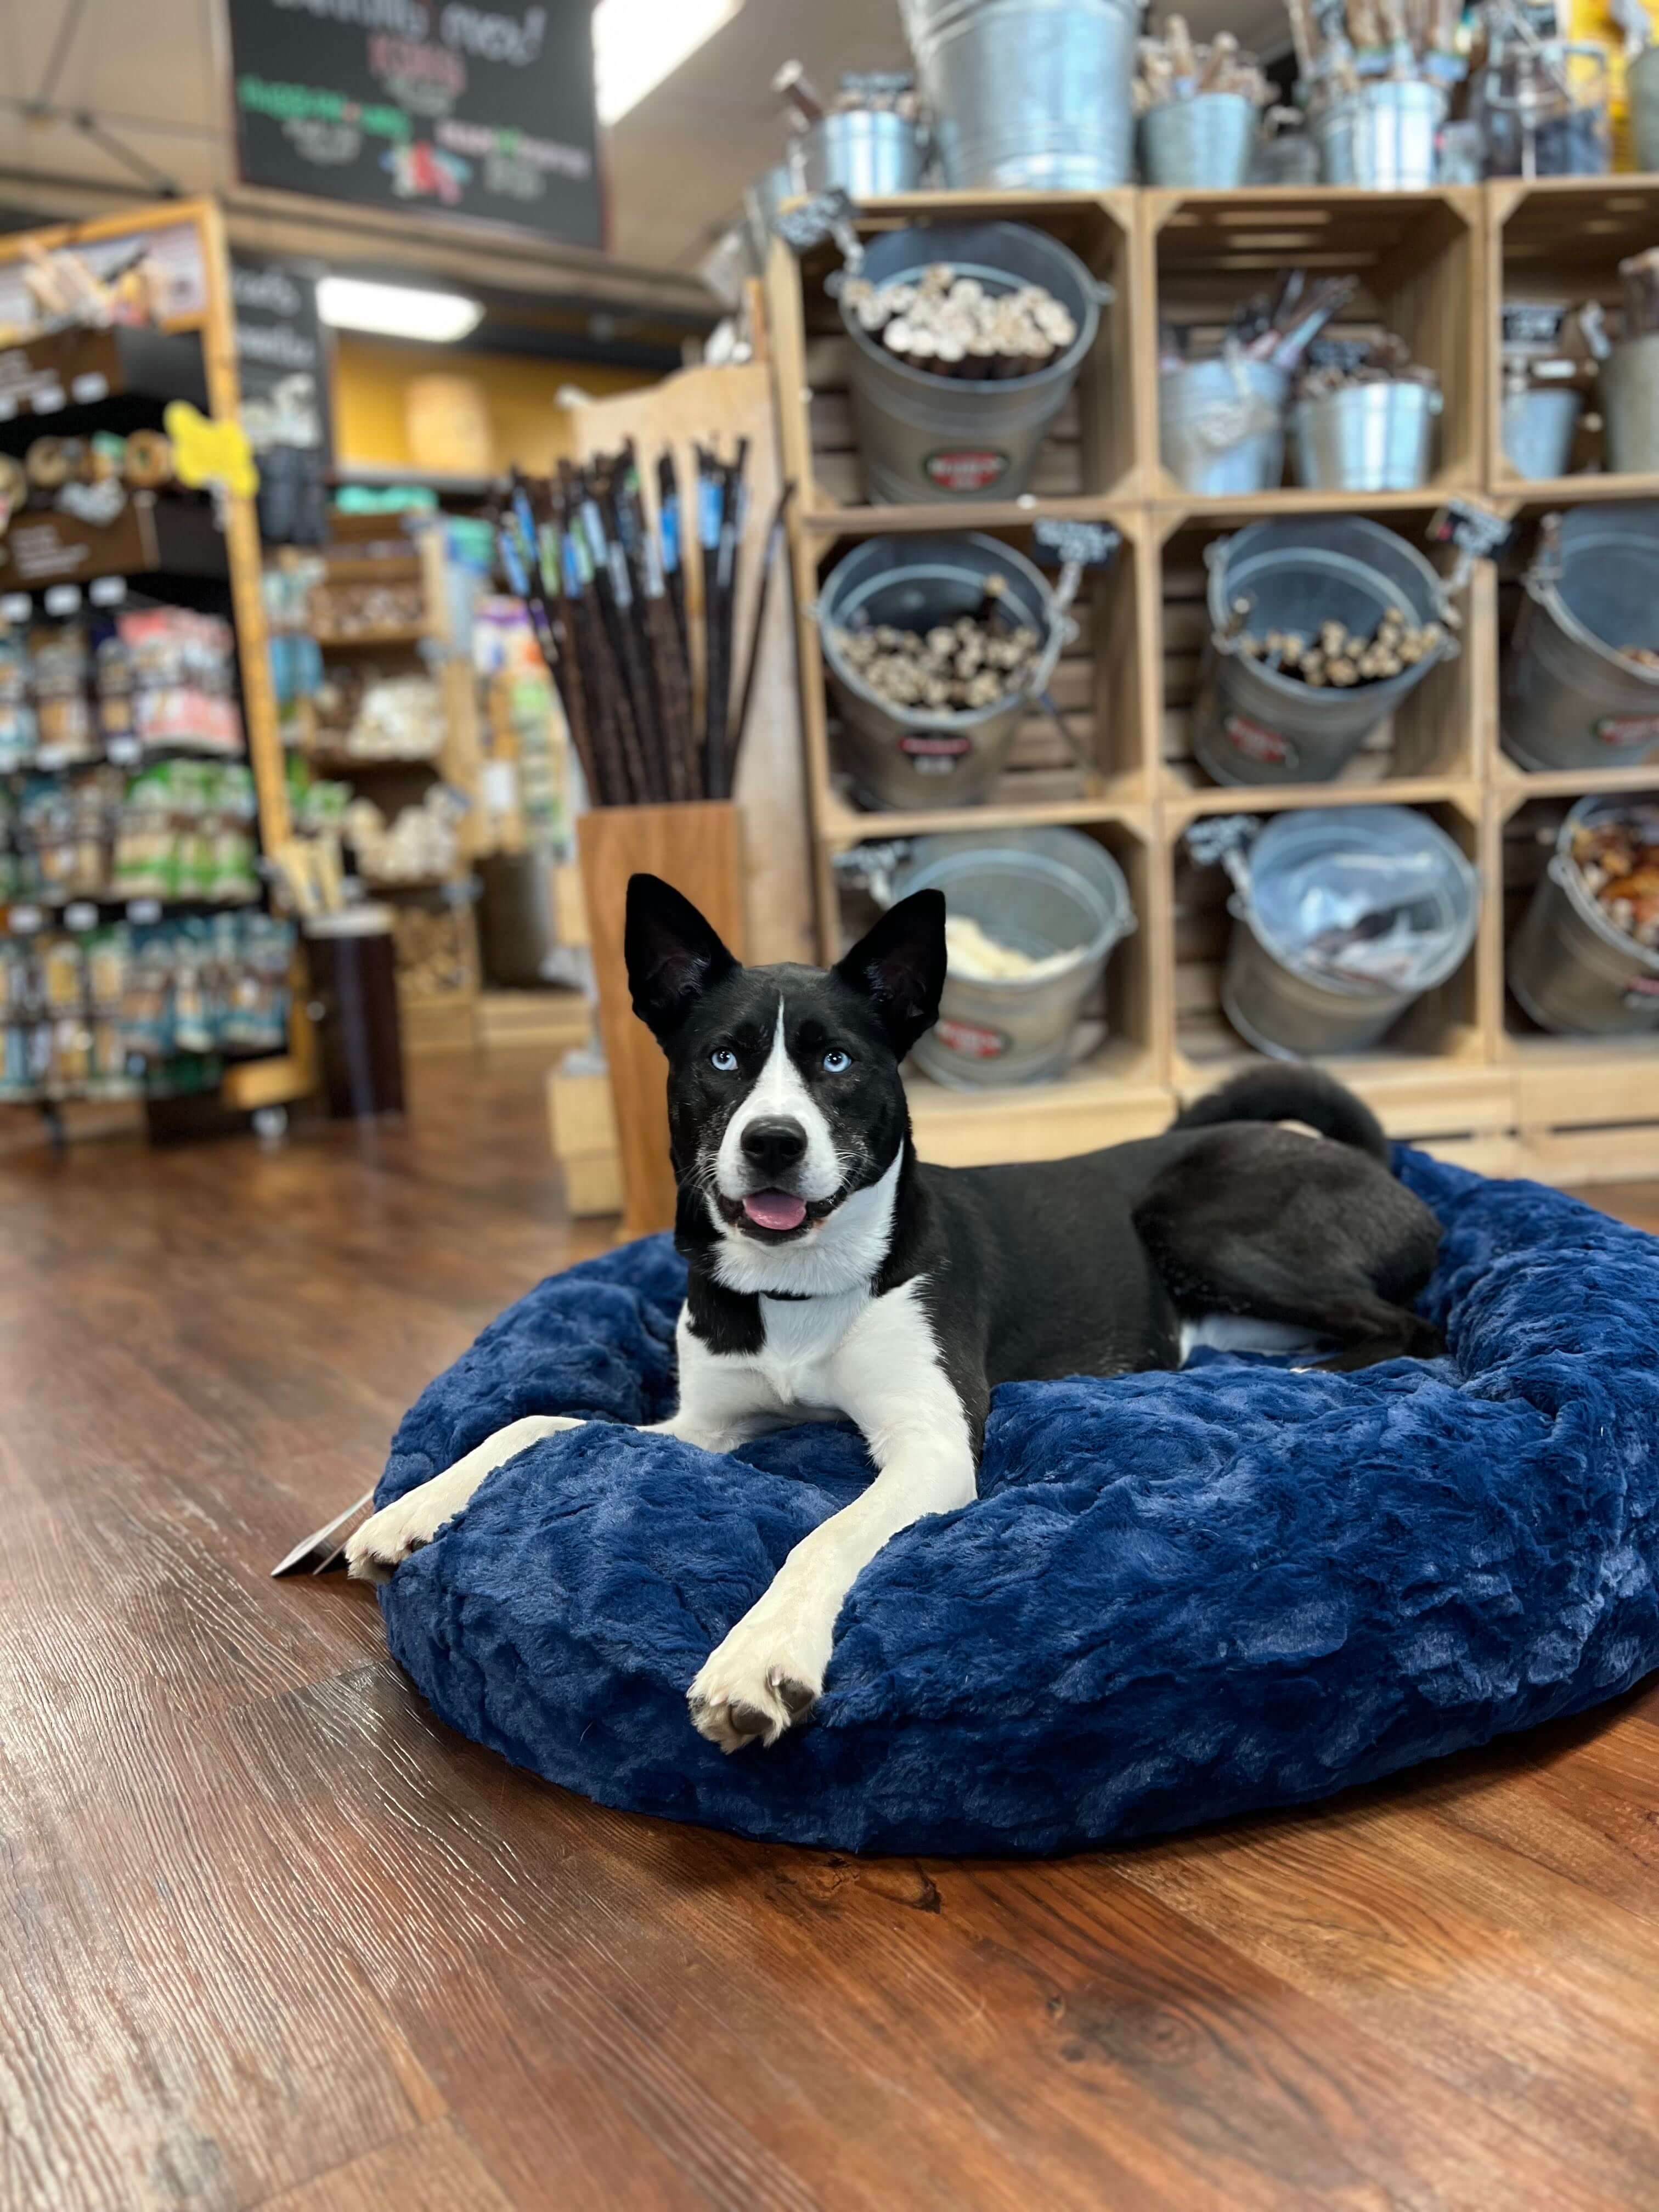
[774,1673,817,1720]
[686,1638,824,1753]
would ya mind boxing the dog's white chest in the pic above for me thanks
[755,1289,871,1411]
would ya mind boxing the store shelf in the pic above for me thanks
[316,625,430,651]
[1494,758,1659,803]
[0,493,228,590]
[820,789,1149,846]
[908,1040,1167,1167]
[766,182,1659,1190]
[1145,185,1483,507]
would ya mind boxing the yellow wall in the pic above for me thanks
[330,334,658,475]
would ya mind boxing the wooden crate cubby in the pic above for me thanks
[829,812,1172,1163]
[770,190,1143,527]
[1491,500,1659,795]
[1144,187,1483,511]
[1169,795,1489,1087]
[800,510,1152,865]
[1152,504,1493,812]
[1488,176,1659,500]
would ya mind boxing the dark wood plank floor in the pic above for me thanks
[4,1054,1659,2212]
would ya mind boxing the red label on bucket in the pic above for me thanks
[1223,713,1299,769]
[936,1015,1011,1060]
[923,448,1010,493]
[1594,714,1659,748]
[898,731,972,774]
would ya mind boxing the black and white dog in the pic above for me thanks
[348,874,1441,1753]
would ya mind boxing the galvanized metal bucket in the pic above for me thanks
[1315,80,1445,187]
[1223,806,1478,1059]
[1290,380,1440,493]
[1509,797,1659,1036]
[796,110,926,198]
[1629,44,1659,173]
[839,222,1104,505]
[900,0,1137,189]
[1195,518,1457,788]
[1600,332,1659,473]
[1160,357,1287,497]
[1501,504,1659,771]
[1139,93,1258,187]
[894,827,1135,1086]
[817,533,1065,811]
[1500,386,1583,480]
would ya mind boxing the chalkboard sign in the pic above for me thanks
[228,0,601,249]
[233,254,332,545]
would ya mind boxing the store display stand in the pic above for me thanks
[768,181,1659,1187]
[0,196,313,1134]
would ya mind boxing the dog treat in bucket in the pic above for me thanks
[830,587,1043,713]
[1234,604,1444,689]
[945,911,1084,983]
[1568,806,1659,952]
[840,264,1079,381]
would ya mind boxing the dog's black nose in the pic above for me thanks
[741,1118,807,1176]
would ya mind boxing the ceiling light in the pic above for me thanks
[316,277,483,343]
[593,0,747,126]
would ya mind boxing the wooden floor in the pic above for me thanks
[4,1054,1659,2212]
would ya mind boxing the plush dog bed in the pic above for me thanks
[374,1151,1659,1856]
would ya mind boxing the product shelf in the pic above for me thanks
[1143,185,1484,510]
[765,180,1659,1187]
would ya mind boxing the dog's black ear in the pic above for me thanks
[833,889,947,1058]
[624,874,738,1044]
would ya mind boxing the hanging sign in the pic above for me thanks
[228,0,601,248]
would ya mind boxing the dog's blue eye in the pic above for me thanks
[709,1048,738,1073]
[822,1048,851,1074]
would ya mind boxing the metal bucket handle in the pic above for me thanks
[1185,813,1261,907]
[1523,510,1566,601]
[778,188,866,275]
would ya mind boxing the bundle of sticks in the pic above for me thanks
[1133,20,1270,114]
[1229,603,1444,686]
[1286,0,1463,105]
[772,61,919,124]
[1297,332,1439,400]
[493,444,793,809]
[832,579,1042,710]
[1215,270,1361,374]
[840,265,1078,380]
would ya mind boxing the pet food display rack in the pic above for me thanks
[0,197,314,1134]
[768,179,1659,1187]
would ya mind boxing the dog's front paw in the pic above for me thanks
[345,1484,462,1583]
[687,1605,829,1753]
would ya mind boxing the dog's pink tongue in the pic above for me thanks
[743,1189,807,1232]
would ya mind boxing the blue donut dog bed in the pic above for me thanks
[374,1152,1659,1856]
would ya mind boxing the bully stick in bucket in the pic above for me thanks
[831,219,1104,504]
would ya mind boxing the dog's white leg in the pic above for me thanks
[346,1316,781,1583]
[346,1414,586,1582]
[689,1281,976,1752]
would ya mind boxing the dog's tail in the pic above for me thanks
[1169,1066,1389,1165]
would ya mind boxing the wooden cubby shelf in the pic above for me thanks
[1144,185,1483,509]
[766,180,1659,1187]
